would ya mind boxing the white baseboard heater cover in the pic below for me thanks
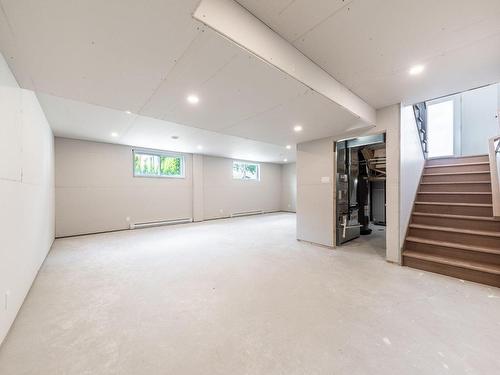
[130,218,192,230]
[230,210,264,218]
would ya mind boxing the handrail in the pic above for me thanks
[412,102,428,158]
[489,135,500,218]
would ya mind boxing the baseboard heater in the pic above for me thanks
[230,210,264,218]
[129,217,192,230]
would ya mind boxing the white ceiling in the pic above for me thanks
[0,0,367,163]
[37,92,295,163]
[1,0,499,161]
[238,0,500,108]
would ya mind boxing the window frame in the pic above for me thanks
[232,161,261,181]
[132,149,185,179]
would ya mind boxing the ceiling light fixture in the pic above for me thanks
[111,132,118,137]
[409,64,424,76]
[197,145,203,150]
[187,94,200,104]
[293,125,303,132]
[125,110,132,114]
[283,158,288,162]
[286,145,292,149]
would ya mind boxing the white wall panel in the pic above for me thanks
[202,156,281,219]
[400,105,425,247]
[0,52,55,346]
[0,84,22,182]
[281,163,296,212]
[55,138,194,237]
[55,138,284,236]
[296,138,334,247]
[461,84,499,155]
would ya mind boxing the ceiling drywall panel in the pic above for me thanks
[139,30,241,118]
[238,0,354,42]
[226,89,361,144]
[0,0,202,111]
[37,93,137,142]
[239,0,500,108]
[37,92,295,163]
[141,29,309,132]
[0,0,370,157]
[193,0,375,124]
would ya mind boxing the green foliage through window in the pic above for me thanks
[233,161,260,180]
[134,151,183,177]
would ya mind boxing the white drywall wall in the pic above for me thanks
[371,105,401,263]
[461,84,499,155]
[400,105,426,247]
[0,53,55,345]
[55,138,194,237]
[55,138,283,235]
[202,156,281,219]
[192,154,204,222]
[296,138,334,247]
[281,163,296,212]
[295,104,401,261]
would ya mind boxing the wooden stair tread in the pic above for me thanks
[425,162,490,168]
[405,152,497,287]
[422,171,490,176]
[405,236,500,255]
[403,251,500,275]
[414,201,492,207]
[418,191,492,195]
[420,181,491,185]
[412,212,500,222]
[409,223,500,237]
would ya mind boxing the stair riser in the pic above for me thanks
[424,164,490,174]
[411,215,500,232]
[405,241,500,265]
[409,228,500,249]
[426,156,490,166]
[414,204,493,217]
[403,257,500,288]
[422,173,491,183]
[419,183,492,192]
[416,193,492,204]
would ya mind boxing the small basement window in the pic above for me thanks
[133,150,184,178]
[233,161,260,181]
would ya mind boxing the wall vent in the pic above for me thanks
[130,218,192,230]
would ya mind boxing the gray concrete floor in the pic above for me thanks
[0,213,499,374]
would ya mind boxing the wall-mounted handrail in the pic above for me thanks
[489,135,500,218]
[412,102,428,158]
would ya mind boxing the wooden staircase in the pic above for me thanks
[403,155,500,288]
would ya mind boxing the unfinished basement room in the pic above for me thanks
[1,0,499,374]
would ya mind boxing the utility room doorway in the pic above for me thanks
[334,133,387,258]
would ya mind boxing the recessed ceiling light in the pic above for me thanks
[171,135,179,140]
[111,132,118,137]
[409,64,424,76]
[293,125,303,132]
[187,94,199,104]
[197,145,203,150]
[286,145,292,149]
[283,158,288,162]
[125,110,132,114]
